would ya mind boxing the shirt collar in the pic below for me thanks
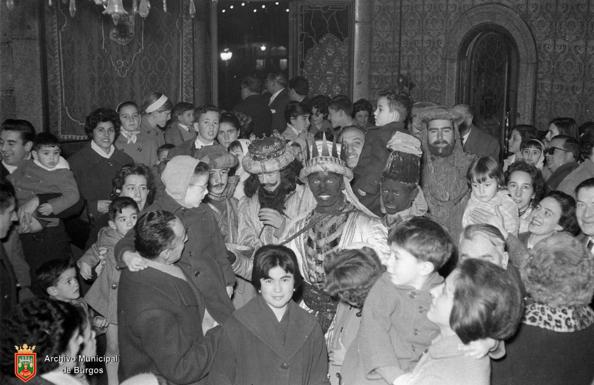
[91,140,115,158]
[194,135,214,149]
[33,156,70,171]
[1,161,18,174]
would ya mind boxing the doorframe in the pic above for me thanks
[443,4,537,124]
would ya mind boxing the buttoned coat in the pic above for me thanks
[207,296,330,385]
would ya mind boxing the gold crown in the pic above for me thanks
[15,344,35,354]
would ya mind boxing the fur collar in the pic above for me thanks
[523,302,594,332]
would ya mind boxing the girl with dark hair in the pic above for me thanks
[324,247,385,385]
[352,98,375,130]
[115,101,160,166]
[505,161,545,233]
[393,259,524,385]
[208,244,329,385]
[0,298,95,385]
[503,124,538,171]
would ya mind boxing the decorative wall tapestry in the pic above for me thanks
[44,0,194,139]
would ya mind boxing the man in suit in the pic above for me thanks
[574,177,594,309]
[265,72,290,133]
[233,75,272,138]
[453,104,500,160]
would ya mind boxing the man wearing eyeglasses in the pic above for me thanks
[545,135,579,191]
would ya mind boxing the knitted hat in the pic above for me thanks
[300,136,353,182]
[196,144,238,169]
[161,155,200,201]
[382,150,421,184]
[243,136,295,174]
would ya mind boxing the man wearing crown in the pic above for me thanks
[284,137,390,332]
[237,136,315,252]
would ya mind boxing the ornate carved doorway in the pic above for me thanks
[457,28,519,148]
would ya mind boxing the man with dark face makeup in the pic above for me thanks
[419,106,476,239]
[237,136,315,251]
[285,137,390,332]
[379,150,427,229]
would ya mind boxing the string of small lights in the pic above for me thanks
[219,1,288,15]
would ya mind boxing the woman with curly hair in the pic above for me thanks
[492,232,594,385]
[0,298,95,384]
[324,247,385,385]
[69,108,134,245]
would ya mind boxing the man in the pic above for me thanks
[575,178,594,251]
[0,119,35,177]
[200,145,256,308]
[545,135,579,191]
[559,130,594,198]
[266,72,290,133]
[352,88,413,216]
[328,95,357,139]
[285,138,390,332]
[419,106,475,239]
[117,156,235,323]
[237,136,314,251]
[233,75,272,138]
[379,150,427,229]
[288,75,310,105]
[118,210,218,384]
[0,179,19,320]
[340,126,365,169]
[453,104,500,160]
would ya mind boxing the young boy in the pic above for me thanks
[78,197,139,385]
[341,217,453,385]
[351,88,415,216]
[8,132,80,229]
[164,102,195,146]
[168,105,221,158]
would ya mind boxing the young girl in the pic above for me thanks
[519,138,545,170]
[324,247,385,385]
[115,101,160,166]
[462,156,519,236]
[79,197,139,385]
[208,245,329,385]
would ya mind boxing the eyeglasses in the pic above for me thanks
[545,146,568,155]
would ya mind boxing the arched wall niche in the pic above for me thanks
[444,4,537,124]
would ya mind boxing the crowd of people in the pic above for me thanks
[0,72,593,385]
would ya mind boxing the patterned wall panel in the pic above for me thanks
[45,0,196,139]
[369,0,594,128]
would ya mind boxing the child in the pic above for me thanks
[324,247,386,385]
[520,138,545,169]
[8,132,79,229]
[115,101,160,166]
[164,102,195,146]
[462,156,519,236]
[352,87,416,216]
[79,197,139,385]
[157,143,175,165]
[341,217,454,385]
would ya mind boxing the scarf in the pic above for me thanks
[523,302,594,332]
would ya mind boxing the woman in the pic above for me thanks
[208,245,330,385]
[506,161,545,233]
[69,108,134,243]
[308,95,333,139]
[115,101,160,166]
[85,163,156,248]
[520,191,579,250]
[0,298,95,385]
[324,247,385,385]
[492,233,594,385]
[394,258,524,385]
[503,124,538,171]
[140,91,173,147]
[352,98,374,130]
